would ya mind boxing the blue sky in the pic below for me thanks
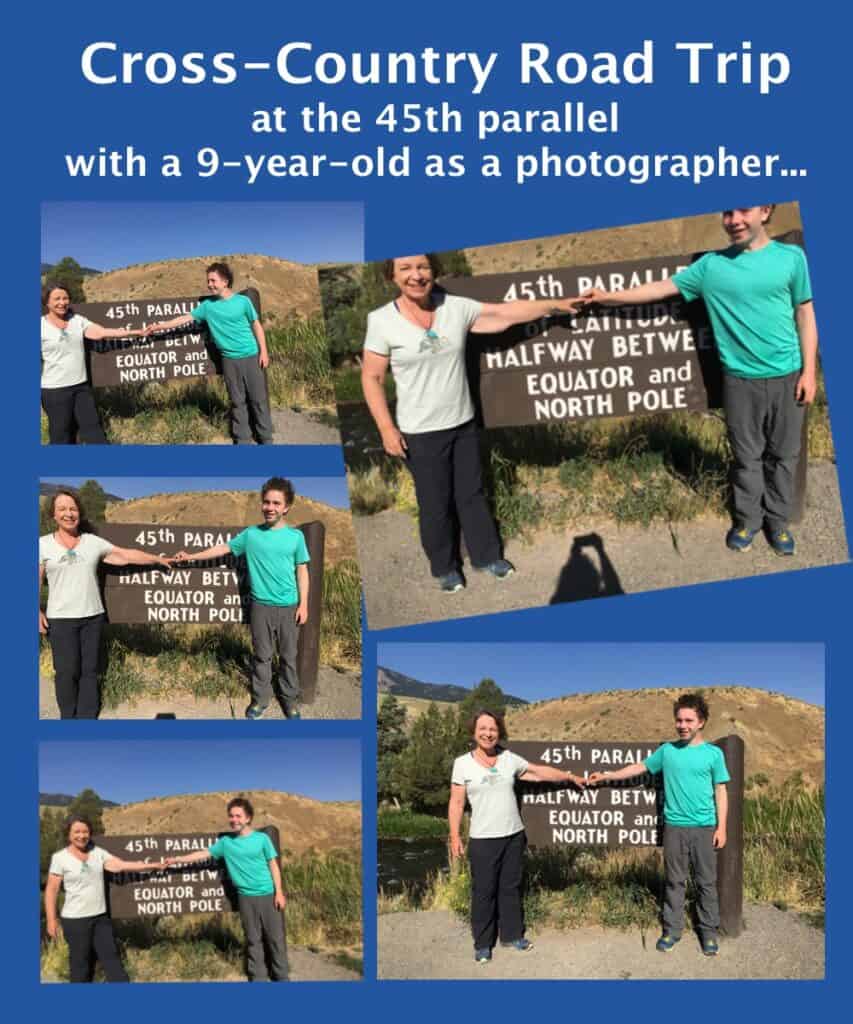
[40,739,361,805]
[41,202,363,270]
[42,477,351,510]
[378,642,825,707]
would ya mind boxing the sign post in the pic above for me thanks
[97,521,324,700]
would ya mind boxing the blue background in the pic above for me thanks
[11,0,847,1015]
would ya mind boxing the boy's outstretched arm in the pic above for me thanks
[588,761,649,785]
[795,301,818,404]
[581,279,680,307]
[713,783,728,849]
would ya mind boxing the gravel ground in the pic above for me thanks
[357,460,849,630]
[39,665,361,720]
[271,407,342,445]
[378,905,823,980]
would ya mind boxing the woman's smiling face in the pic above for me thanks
[46,288,71,318]
[392,255,434,304]
[53,494,81,532]
[473,713,500,751]
[68,821,92,850]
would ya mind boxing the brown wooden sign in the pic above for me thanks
[97,520,325,701]
[512,741,662,847]
[97,827,280,919]
[76,288,261,388]
[441,231,803,429]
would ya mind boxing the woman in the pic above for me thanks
[44,815,167,983]
[39,488,174,719]
[449,709,585,963]
[362,254,580,592]
[41,281,146,444]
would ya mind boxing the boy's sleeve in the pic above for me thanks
[711,747,731,785]
[671,254,710,302]
[262,833,278,860]
[207,839,224,859]
[228,528,248,557]
[790,247,813,306]
[295,531,310,565]
[189,300,209,323]
[363,309,391,357]
[643,744,665,775]
[243,296,259,323]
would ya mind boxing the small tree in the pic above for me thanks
[66,788,105,835]
[454,677,509,752]
[377,694,408,803]
[77,480,108,525]
[44,257,86,303]
[39,808,66,887]
[394,703,457,814]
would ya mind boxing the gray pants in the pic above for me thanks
[237,893,289,981]
[723,370,805,532]
[250,603,300,708]
[222,355,274,445]
[662,824,719,940]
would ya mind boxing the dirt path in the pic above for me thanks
[41,946,360,983]
[271,407,342,446]
[39,666,361,720]
[378,906,823,980]
[357,460,849,630]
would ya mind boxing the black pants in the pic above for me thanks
[468,831,526,949]
[403,419,501,577]
[41,383,107,445]
[61,914,129,983]
[48,614,104,719]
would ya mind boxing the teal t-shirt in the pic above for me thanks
[208,830,278,897]
[672,241,812,379]
[190,293,259,359]
[229,524,310,606]
[644,741,730,827]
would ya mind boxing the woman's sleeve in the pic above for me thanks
[450,755,467,786]
[509,751,530,777]
[38,536,49,566]
[92,535,115,560]
[75,314,93,333]
[456,296,483,332]
[47,852,64,878]
[363,310,391,356]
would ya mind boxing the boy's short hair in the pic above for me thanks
[227,796,254,819]
[261,477,295,505]
[206,261,233,286]
[673,692,710,723]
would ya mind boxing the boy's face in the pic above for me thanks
[674,707,705,744]
[206,271,229,295]
[721,206,772,248]
[228,806,252,832]
[261,488,290,525]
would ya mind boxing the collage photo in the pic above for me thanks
[38,198,831,986]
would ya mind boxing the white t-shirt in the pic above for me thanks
[451,748,529,839]
[41,314,92,389]
[48,845,112,918]
[39,533,114,618]
[363,292,482,434]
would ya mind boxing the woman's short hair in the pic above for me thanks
[48,488,85,521]
[380,253,443,283]
[466,708,508,742]
[63,815,94,841]
[41,281,72,313]
[206,261,234,286]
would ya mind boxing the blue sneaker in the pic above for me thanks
[656,933,681,953]
[474,947,492,963]
[245,703,268,720]
[476,559,516,580]
[726,526,758,552]
[500,938,533,952]
[437,571,465,593]
[768,528,795,556]
[702,936,720,957]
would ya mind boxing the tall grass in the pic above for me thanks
[381,786,825,931]
[266,315,336,411]
[40,850,362,982]
[39,564,362,709]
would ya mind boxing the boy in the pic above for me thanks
[164,796,288,981]
[581,207,818,555]
[175,477,310,719]
[148,261,274,444]
[588,692,730,956]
